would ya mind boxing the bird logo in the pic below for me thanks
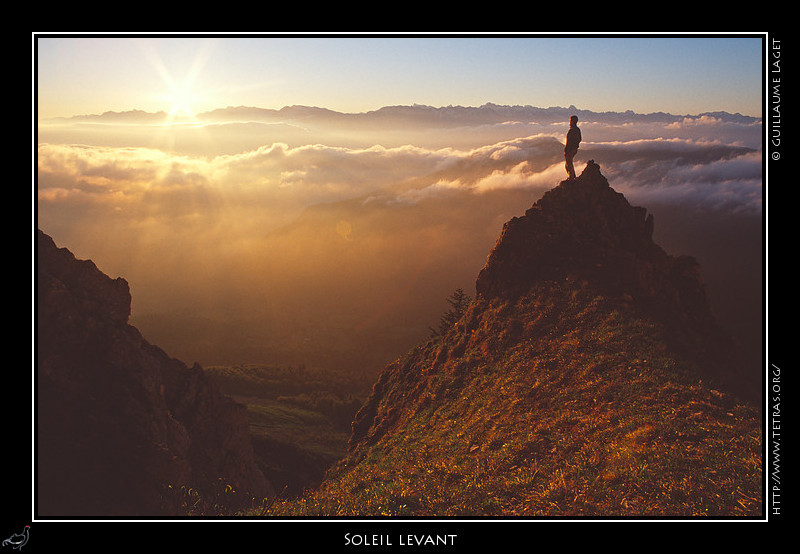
[2,526,29,551]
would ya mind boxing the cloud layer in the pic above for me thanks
[36,105,763,372]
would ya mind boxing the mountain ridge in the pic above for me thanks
[45,103,761,125]
[350,161,757,453]
[270,161,762,517]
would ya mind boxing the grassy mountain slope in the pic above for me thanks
[268,283,761,517]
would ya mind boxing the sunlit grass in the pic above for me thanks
[261,283,762,518]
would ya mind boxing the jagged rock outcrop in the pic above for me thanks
[474,161,755,401]
[36,230,273,516]
[478,161,701,317]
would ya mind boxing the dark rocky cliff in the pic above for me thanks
[36,230,273,516]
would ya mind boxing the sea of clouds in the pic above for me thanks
[36,105,763,370]
[37,106,762,233]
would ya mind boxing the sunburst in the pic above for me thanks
[142,39,215,122]
[162,81,203,119]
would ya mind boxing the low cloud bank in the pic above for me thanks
[36,106,762,370]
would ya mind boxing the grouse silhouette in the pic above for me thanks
[2,526,29,551]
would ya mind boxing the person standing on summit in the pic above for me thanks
[564,115,581,179]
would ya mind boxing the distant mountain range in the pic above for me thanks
[47,103,762,126]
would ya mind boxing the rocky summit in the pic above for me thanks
[475,160,756,402]
[36,230,273,516]
[272,161,762,518]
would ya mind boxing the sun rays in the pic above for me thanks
[139,39,217,122]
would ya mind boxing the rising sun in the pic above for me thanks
[163,83,203,119]
[144,40,215,122]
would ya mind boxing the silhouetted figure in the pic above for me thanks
[564,115,581,179]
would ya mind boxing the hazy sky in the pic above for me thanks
[35,34,765,119]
